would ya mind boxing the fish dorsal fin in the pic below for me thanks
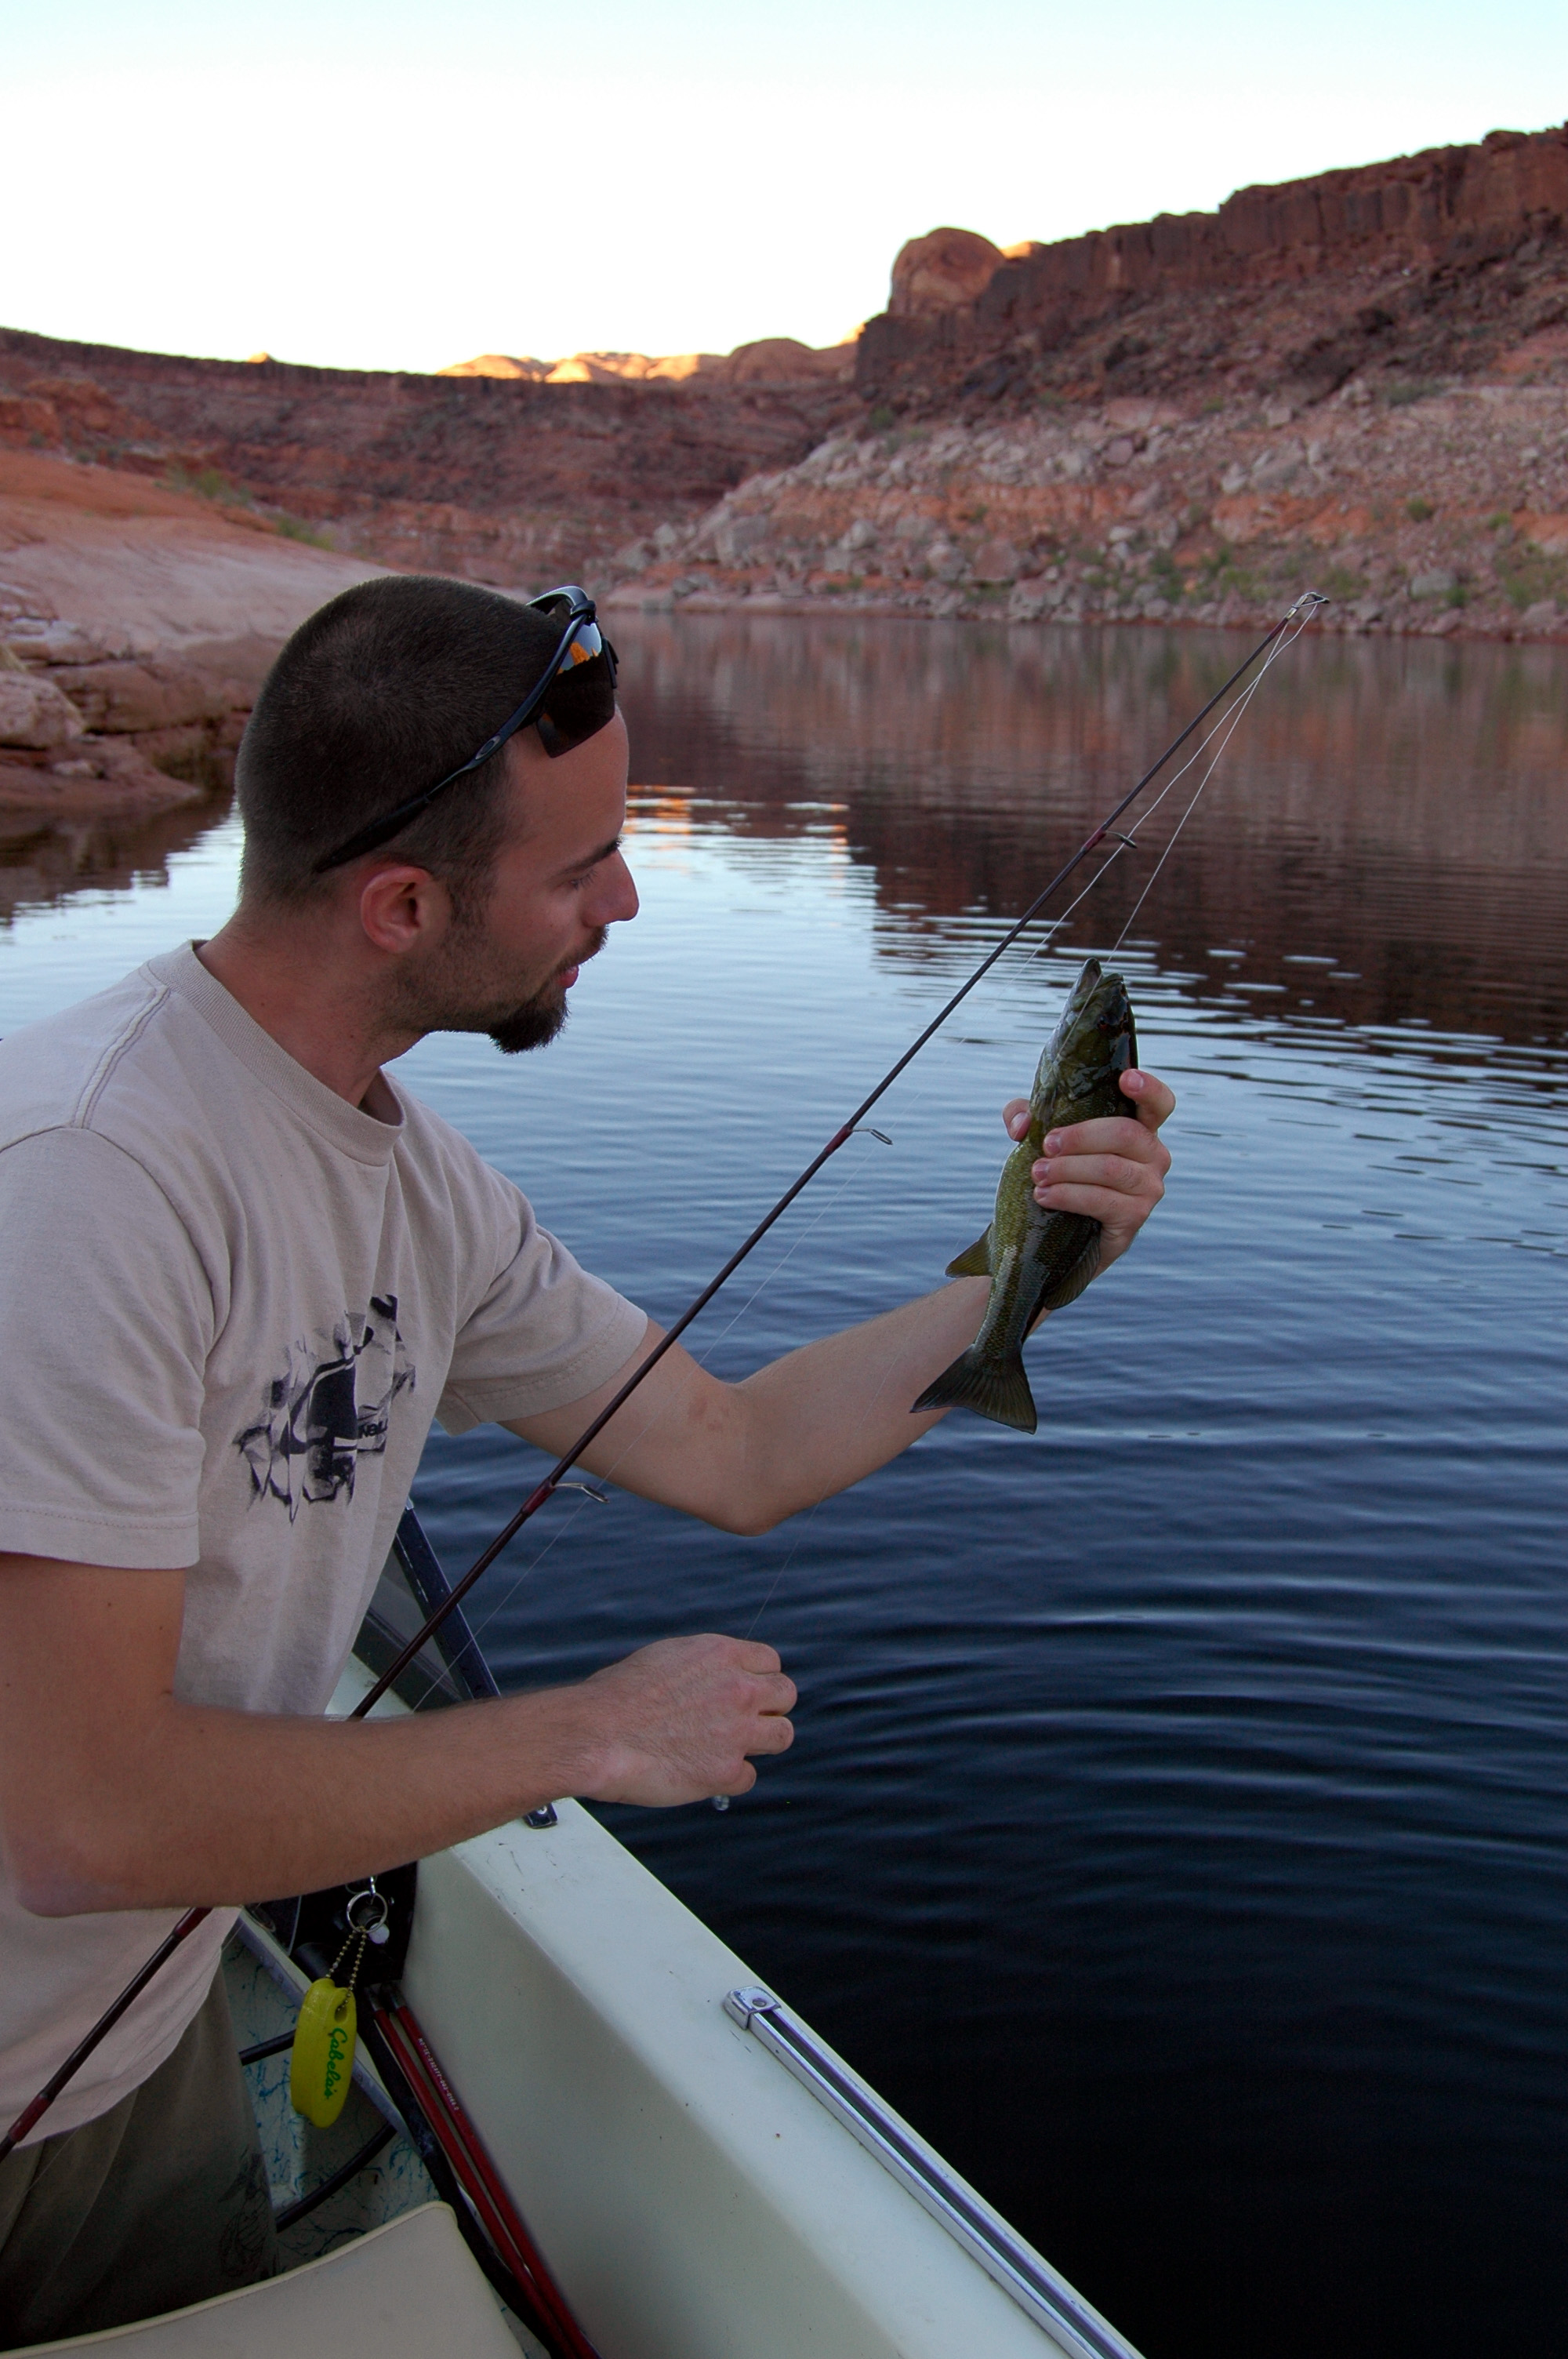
[945,1227,994,1279]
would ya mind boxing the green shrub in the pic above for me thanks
[1494,542,1567,610]
[869,405,895,431]
[1406,496,1435,522]
[1321,564,1366,599]
[165,463,249,507]
[276,514,334,548]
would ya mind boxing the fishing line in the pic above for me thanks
[0,593,1327,2163]
[1109,606,1312,959]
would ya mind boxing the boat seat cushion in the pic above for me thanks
[16,2203,522,2359]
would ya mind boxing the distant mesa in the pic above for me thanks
[440,334,857,388]
[438,352,557,380]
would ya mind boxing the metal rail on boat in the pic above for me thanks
[724,1988,1141,2359]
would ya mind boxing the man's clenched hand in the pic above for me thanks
[565,1634,797,1807]
[1001,1065,1175,1270]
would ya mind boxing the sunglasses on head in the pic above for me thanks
[313,585,619,875]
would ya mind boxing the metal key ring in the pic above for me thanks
[345,1882,390,1938]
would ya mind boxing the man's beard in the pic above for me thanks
[487,987,569,1056]
[436,924,608,1056]
[488,922,608,1052]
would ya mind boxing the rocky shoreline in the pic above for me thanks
[0,450,382,831]
[605,373,1567,640]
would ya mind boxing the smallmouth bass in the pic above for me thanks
[911,958,1138,1433]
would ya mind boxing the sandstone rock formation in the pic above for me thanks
[437,353,554,380]
[0,325,857,594]
[608,380,1568,641]
[858,125,1568,411]
[0,449,385,816]
[0,659,85,750]
[2,122,1563,650]
[608,125,1567,641]
[888,228,1007,318]
[441,336,856,388]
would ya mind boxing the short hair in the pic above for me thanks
[235,575,570,910]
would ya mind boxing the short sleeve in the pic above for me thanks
[434,1164,647,1436]
[0,1130,212,1567]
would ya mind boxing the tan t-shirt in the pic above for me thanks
[0,943,647,2139]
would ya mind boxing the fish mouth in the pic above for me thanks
[1066,957,1127,1023]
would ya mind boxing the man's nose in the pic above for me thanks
[593,852,639,926]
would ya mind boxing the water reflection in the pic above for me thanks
[619,617,1568,1045]
[0,790,234,929]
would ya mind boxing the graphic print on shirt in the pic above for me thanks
[235,1296,415,1517]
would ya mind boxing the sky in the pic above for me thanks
[3,0,1565,376]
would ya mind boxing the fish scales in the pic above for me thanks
[911,958,1138,1432]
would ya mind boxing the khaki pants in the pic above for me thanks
[0,1970,278,2347]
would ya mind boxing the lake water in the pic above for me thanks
[3,616,1565,2359]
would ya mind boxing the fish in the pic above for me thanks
[910,957,1138,1433]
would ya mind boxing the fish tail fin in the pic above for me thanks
[911,1347,1037,1434]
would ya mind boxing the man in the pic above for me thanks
[0,576,1172,2339]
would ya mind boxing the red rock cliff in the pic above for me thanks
[859,125,1568,403]
[0,329,855,589]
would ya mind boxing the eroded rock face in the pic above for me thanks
[0,326,857,597]
[888,228,1007,319]
[0,646,209,818]
[859,125,1568,409]
[0,453,390,810]
[0,664,87,749]
[44,659,230,735]
[606,376,1568,643]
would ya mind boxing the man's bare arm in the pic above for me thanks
[510,1070,1175,1534]
[0,1558,794,1915]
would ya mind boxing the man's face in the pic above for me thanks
[412,712,639,1052]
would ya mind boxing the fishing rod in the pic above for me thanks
[0,590,1327,2165]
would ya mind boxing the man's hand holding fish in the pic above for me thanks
[1008,1063,1174,1267]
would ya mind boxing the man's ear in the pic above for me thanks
[355,863,453,955]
